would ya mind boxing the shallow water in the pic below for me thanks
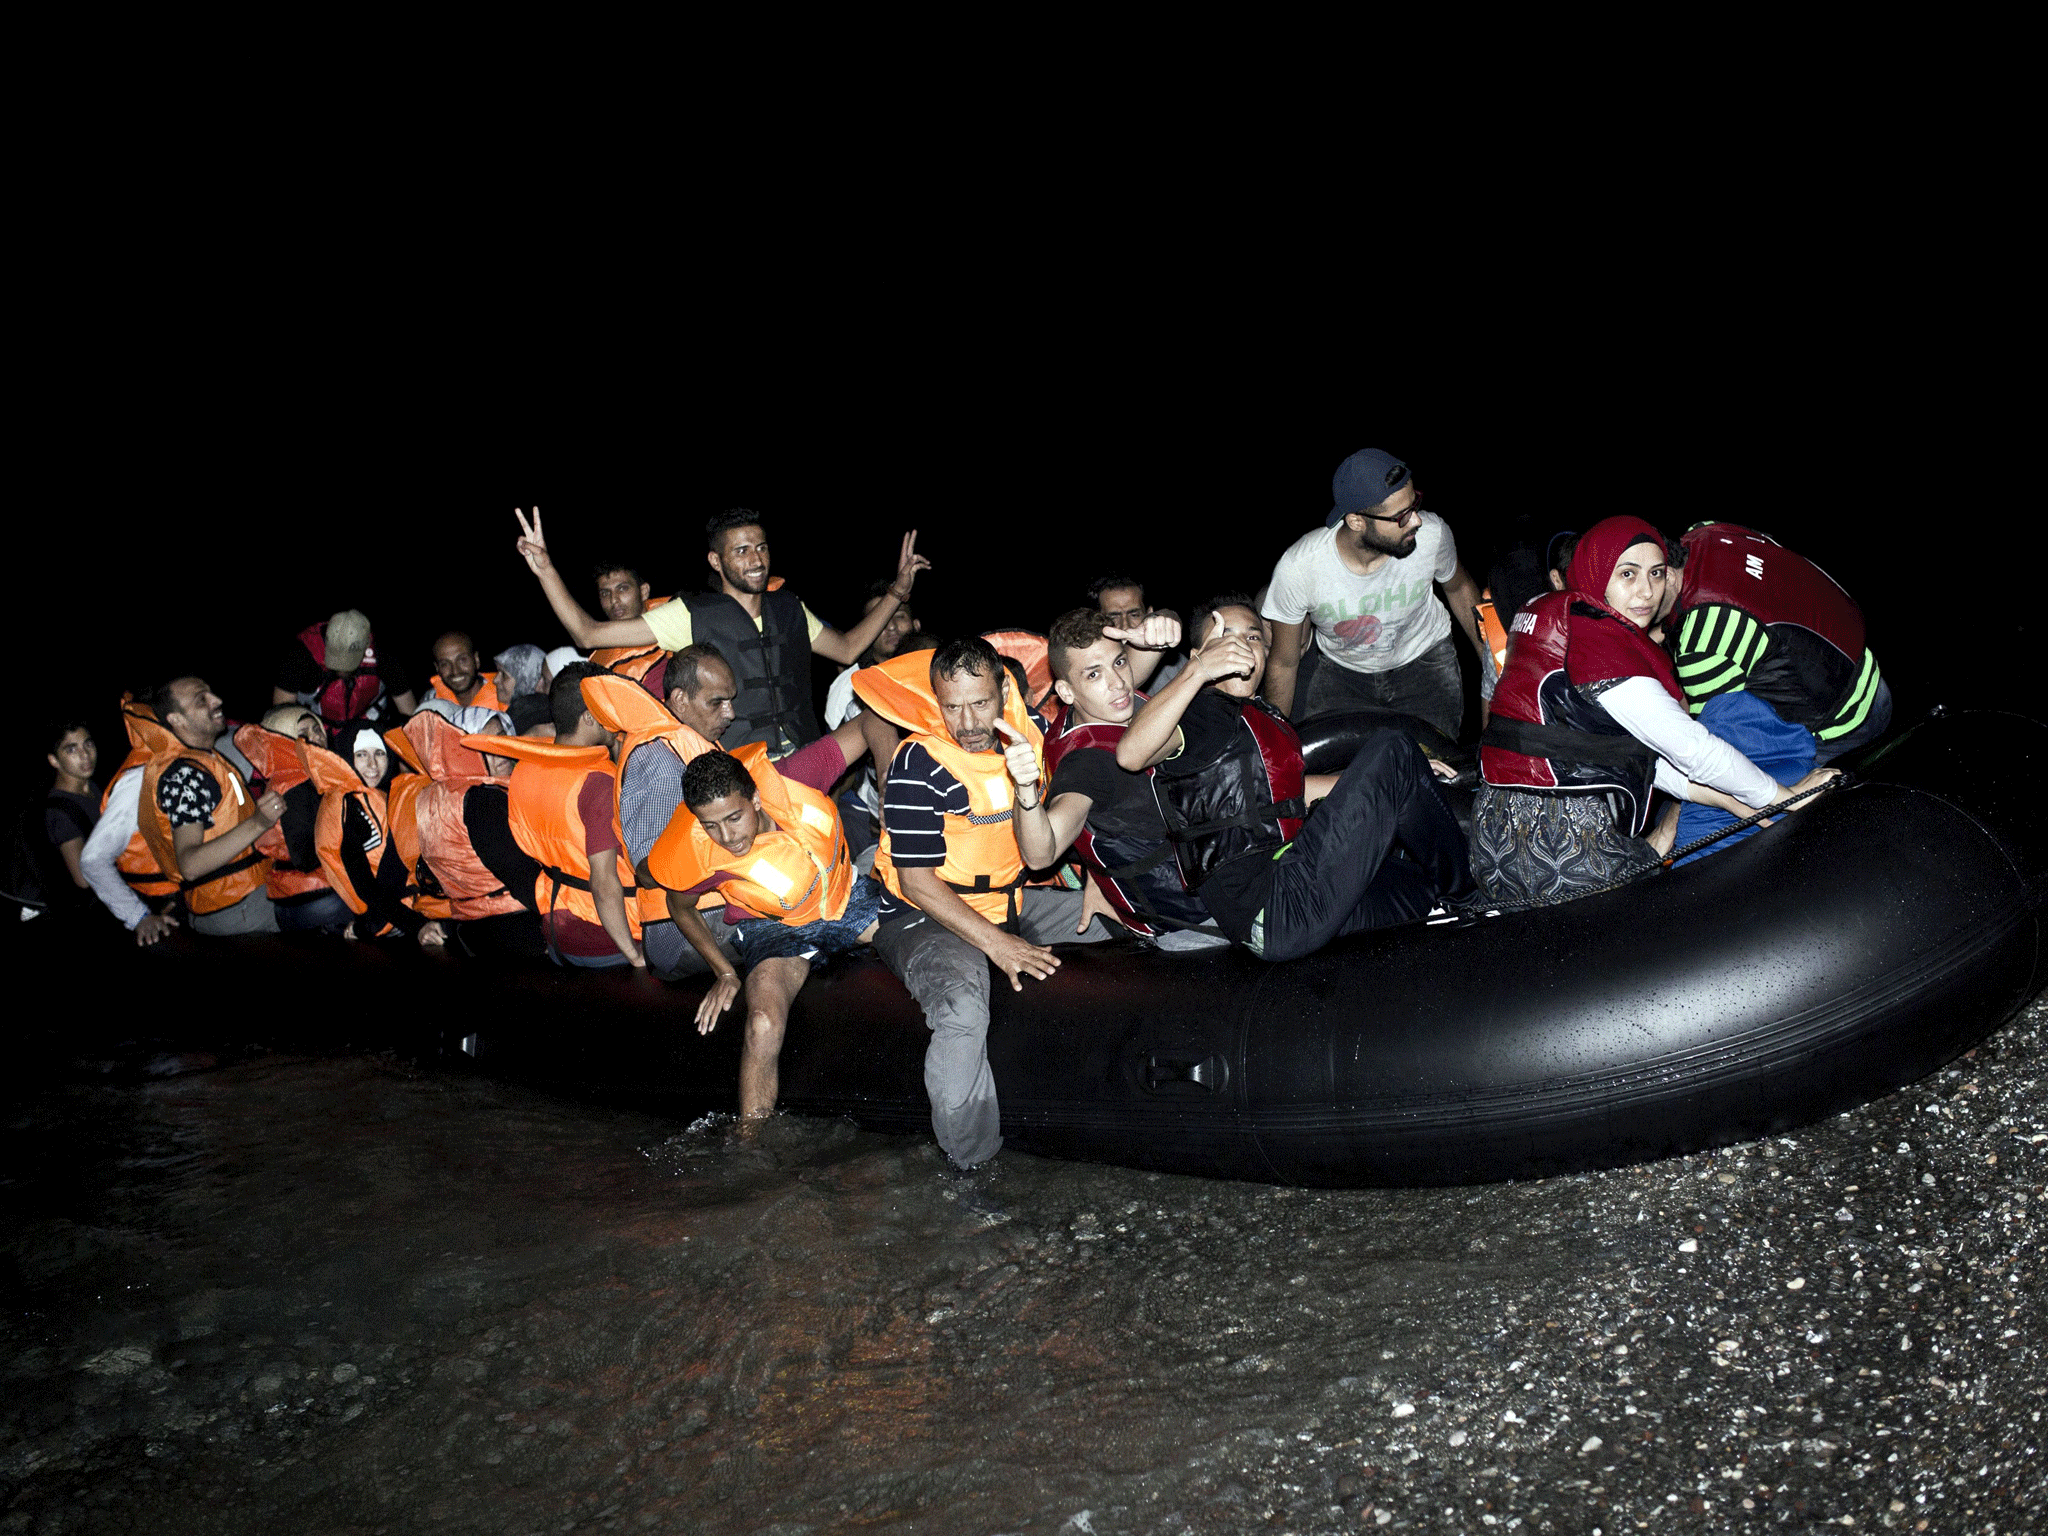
[4,996,2044,1536]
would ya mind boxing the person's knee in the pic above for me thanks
[744,1007,786,1052]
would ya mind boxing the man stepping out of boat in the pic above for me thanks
[646,746,888,1129]
[1110,596,1477,962]
[856,637,1117,1171]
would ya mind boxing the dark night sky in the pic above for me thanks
[11,316,2033,812]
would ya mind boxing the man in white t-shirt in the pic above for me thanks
[1262,447,1486,742]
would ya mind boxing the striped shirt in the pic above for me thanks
[1672,602,1771,712]
[877,710,1045,919]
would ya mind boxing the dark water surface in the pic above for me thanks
[5,997,2043,1536]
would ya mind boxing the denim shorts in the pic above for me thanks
[731,874,886,967]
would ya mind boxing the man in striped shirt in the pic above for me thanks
[1667,524,1890,764]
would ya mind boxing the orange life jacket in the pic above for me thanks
[1475,592,1510,677]
[465,734,642,937]
[580,672,722,922]
[234,725,358,901]
[430,673,508,712]
[645,742,854,926]
[381,722,450,920]
[854,649,1042,927]
[387,712,524,921]
[315,782,389,921]
[981,630,1056,711]
[134,713,271,916]
[590,594,673,681]
[107,696,177,899]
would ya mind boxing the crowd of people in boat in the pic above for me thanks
[21,448,1886,1167]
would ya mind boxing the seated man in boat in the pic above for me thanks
[513,505,928,755]
[1475,517,1840,906]
[580,655,885,978]
[646,747,888,1127]
[429,632,509,715]
[1009,607,1226,948]
[135,677,289,936]
[473,662,648,969]
[1667,522,1889,763]
[855,637,1116,1171]
[586,557,675,694]
[1088,574,1184,690]
[1113,597,1476,962]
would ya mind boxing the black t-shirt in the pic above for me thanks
[1048,745,1166,844]
[1150,690,1278,943]
[44,788,97,850]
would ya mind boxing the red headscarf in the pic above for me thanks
[1562,515,1683,701]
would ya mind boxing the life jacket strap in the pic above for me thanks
[1165,798,1307,844]
[1479,716,1655,771]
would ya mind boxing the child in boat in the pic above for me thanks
[646,747,886,1129]
[1474,515,1838,906]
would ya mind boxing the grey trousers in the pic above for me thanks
[872,886,1113,1169]
[1303,632,1464,743]
[190,889,280,936]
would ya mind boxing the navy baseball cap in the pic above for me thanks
[1325,447,1413,528]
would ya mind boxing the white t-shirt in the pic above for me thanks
[1263,512,1459,675]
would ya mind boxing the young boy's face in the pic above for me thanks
[693,791,764,857]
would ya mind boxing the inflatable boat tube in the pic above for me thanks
[64,709,2046,1188]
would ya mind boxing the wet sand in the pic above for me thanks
[4,993,2042,1535]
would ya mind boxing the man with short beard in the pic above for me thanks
[429,632,508,713]
[856,637,1115,1170]
[514,507,929,755]
[1262,447,1486,740]
[137,677,289,935]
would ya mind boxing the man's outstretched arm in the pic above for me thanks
[513,507,656,651]
[811,531,932,665]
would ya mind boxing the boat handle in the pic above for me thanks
[1144,1052,1229,1094]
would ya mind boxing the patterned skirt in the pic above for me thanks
[1470,786,1659,908]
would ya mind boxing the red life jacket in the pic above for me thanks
[1150,696,1306,892]
[1040,704,1210,937]
[1674,523,1876,731]
[1478,591,1665,834]
[295,621,390,728]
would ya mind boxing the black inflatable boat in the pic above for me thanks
[47,708,2047,1188]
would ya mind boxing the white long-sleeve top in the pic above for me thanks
[1598,676,1780,808]
[80,766,150,929]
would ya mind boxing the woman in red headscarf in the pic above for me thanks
[1473,516,1837,905]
